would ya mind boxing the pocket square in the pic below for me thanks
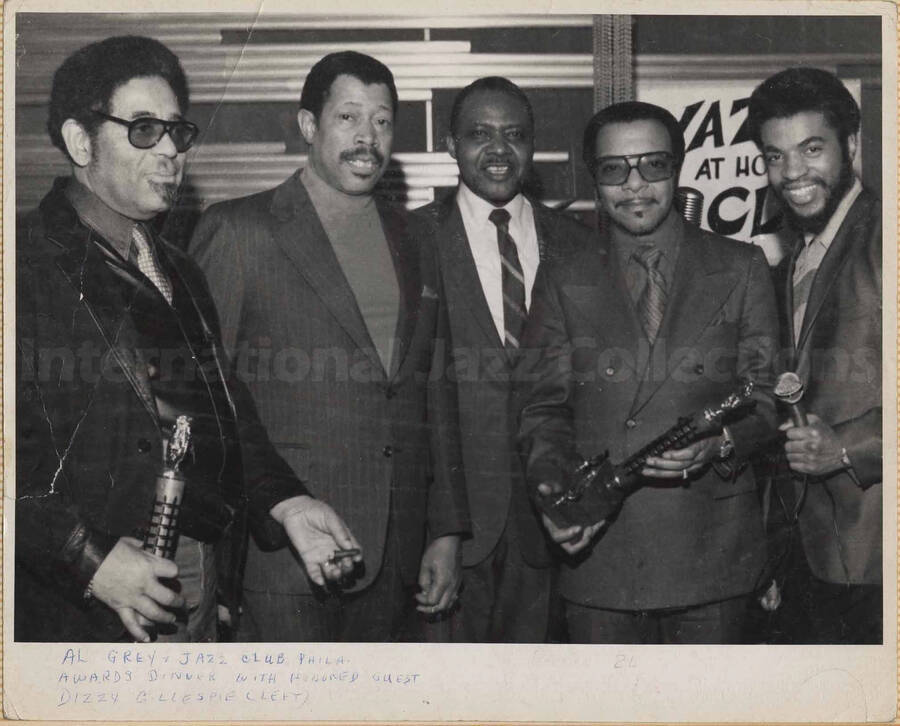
[421,284,439,300]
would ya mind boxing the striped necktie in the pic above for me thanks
[634,245,666,345]
[792,236,820,345]
[488,208,527,350]
[132,224,173,305]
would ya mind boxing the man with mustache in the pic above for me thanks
[748,68,882,643]
[190,51,469,641]
[414,77,594,642]
[516,101,779,643]
[16,36,359,643]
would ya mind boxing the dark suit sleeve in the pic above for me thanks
[833,212,882,488]
[187,206,309,549]
[424,236,471,539]
[513,264,579,492]
[15,250,118,603]
[727,245,780,461]
[188,204,244,362]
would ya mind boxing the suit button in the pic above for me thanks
[382,446,393,458]
[605,367,616,376]
[625,419,637,429]
[694,364,705,374]
[385,387,395,400]
[137,438,152,453]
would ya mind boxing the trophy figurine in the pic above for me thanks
[537,382,757,529]
[142,415,193,559]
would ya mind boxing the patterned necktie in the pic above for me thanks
[634,245,667,345]
[488,208,527,350]
[132,224,173,304]
[792,236,819,345]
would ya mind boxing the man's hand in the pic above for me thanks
[642,434,722,479]
[782,413,846,476]
[270,495,362,587]
[415,535,462,615]
[536,482,604,555]
[89,537,186,643]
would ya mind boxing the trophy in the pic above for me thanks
[143,415,193,559]
[536,382,756,529]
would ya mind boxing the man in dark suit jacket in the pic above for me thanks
[16,36,358,643]
[748,68,882,643]
[516,101,779,644]
[189,51,469,642]
[414,77,593,642]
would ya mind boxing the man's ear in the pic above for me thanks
[446,134,457,160]
[60,118,92,167]
[297,109,318,145]
[846,132,859,164]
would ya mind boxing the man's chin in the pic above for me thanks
[148,181,180,206]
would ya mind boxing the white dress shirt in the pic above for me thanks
[456,182,540,341]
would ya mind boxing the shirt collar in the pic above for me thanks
[64,176,141,259]
[456,181,529,226]
[802,177,863,249]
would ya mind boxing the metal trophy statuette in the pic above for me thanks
[536,382,756,529]
[142,415,193,559]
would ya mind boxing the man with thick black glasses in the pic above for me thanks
[16,35,360,643]
[515,101,779,643]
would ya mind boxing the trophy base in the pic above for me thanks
[535,483,627,530]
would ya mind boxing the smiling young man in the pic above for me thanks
[414,77,594,642]
[16,36,359,643]
[748,68,883,644]
[515,101,779,644]
[189,51,469,642]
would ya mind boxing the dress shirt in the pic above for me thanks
[792,177,863,343]
[456,182,540,341]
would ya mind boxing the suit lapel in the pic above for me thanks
[560,241,643,377]
[51,230,159,425]
[795,194,869,362]
[630,229,740,416]
[377,198,421,381]
[269,174,383,376]
[440,202,505,349]
[783,236,803,370]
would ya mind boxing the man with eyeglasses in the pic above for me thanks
[16,35,360,643]
[413,77,594,642]
[515,101,779,643]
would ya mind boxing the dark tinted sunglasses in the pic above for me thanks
[93,111,199,153]
[591,151,677,186]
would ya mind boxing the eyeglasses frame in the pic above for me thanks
[92,111,199,153]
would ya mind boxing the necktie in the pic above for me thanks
[634,245,666,345]
[488,208,527,349]
[132,224,173,304]
[792,237,819,345]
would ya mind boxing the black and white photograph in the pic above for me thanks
[3,0,896,721]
